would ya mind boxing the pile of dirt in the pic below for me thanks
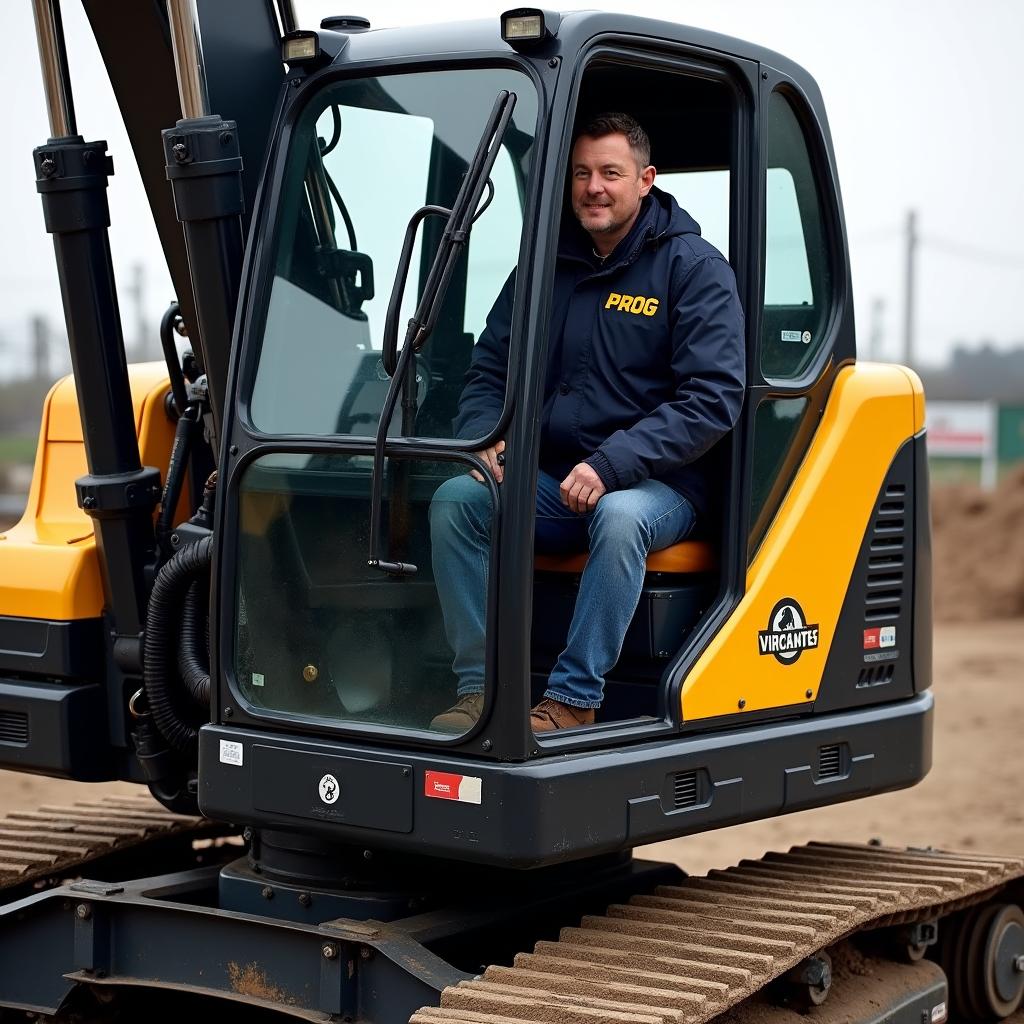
[931,464,1024,622]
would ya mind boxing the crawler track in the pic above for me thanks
[412,843,1024,1024]
[0,793,228,897]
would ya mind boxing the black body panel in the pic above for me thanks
[913,431,933,692]
[0,677,112,778]
[0,615,103,680]
[817,435,925,713]
[200,691,932,868]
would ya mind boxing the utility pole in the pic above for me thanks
[30,314,49,381]
[903,209,917,369]
[868,297,885,361]
[125,262,147,359]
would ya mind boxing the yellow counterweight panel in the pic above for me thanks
[681,362,925,721]
[0,363,179,621]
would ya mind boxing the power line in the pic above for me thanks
[850,227,1024,267]
[920,235,1024,268]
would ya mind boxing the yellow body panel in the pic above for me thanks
[0,363,177,621]
[681,362,924,720]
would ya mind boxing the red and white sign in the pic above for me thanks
[926,401,995,458]
[424,771,482,805]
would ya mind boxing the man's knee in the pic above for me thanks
[590,490,649,547]
[429,474,493,536]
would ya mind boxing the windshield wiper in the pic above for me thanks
[367,89,517,576]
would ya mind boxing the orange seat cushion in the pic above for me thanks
[534,540,716,575]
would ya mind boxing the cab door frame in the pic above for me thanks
[510,35,761,754]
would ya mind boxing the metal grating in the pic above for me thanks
[0,711,28,746]
[817,744,842,779]
[865,483,906,623]
[672,770,699,809]
[857,663,896,688]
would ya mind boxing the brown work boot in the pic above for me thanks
[530,697,595,732]
[430,692,484,733]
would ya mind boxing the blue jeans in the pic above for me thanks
[428,470,696,708]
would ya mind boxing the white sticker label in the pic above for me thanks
[318,774,340,804]
[931,1002,947,1023]
[802,330,812,344]
[781,330,802,342]
[458,776,483,804]
[219,740,243,766]
[879,625,896,649]
[252,671,265,687]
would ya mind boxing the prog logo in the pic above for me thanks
[758,598,820,665]
[318,773,340,805]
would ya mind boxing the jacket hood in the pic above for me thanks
[648,184,702,240]
[559,185,702,264]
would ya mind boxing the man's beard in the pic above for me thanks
[574,201,637,239]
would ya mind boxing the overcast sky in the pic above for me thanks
[0,0,1021,377]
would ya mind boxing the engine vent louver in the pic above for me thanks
[0,711,29,746]
[672,770,699,809]
[864,482,906,623]
[857,663,896,687]
[818,744,842,779]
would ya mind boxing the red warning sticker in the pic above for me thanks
[863,627,881,650]
[424,771,482,805]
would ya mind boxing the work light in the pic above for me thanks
[500,8,559,48]
[281,30,320,64]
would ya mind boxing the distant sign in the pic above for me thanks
[926,400,998,488]
[926,401,996,457]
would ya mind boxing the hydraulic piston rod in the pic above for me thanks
[31,0,77,139]
[166,0,209,120]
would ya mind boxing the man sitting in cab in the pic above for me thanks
[429,113,745,733]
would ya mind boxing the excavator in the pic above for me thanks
[0,1,1022,1021]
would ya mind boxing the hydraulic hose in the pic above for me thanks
[143,534,213,750]
[178,578,210,708]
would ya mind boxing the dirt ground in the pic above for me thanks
[0,619,1020,874]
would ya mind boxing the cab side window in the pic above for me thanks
[761,91,833,380]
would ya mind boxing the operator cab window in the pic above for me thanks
[233,67,538,741]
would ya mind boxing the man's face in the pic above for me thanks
[570,132,655,246]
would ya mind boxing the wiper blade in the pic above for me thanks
[382,89,517,376]
[368,89,517,576]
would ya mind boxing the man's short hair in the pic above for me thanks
[575,112,651,171]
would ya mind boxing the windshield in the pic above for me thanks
[248,66,538,439]
[234,67,537,743]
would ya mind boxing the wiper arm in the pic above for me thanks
[367,89,517,576]
[381,90,516,376]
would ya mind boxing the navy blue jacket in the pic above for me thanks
[454,187,745,520]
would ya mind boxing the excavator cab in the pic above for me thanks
[196,12,933,868]
[0,5,932,870]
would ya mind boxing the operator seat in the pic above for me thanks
[533,539,716,575]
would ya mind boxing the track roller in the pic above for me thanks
[940,901,1024,1020]
[774,951,833,1011]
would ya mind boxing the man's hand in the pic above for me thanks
[470,440,505,484]
[560,462,606,514]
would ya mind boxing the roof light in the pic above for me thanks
[282,31,321,64]
[500,8,559,49]
[503,11,543,40]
